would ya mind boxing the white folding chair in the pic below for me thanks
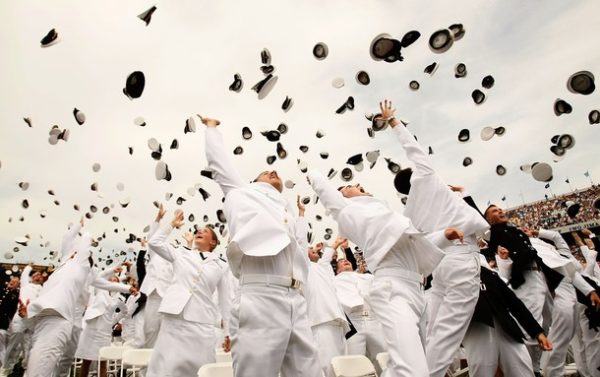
[98,345,125,377]
[215,349,233,363]
[197,362,234,377]
[70,358,83,377]
[563,362,578,376]
[331,355,377,377]
[375,352,389,371]
[120,348,153,377]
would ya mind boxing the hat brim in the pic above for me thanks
[429,29,454,53]
[313,43,329,60]
[567,71,595,95]
[369,33,394,61]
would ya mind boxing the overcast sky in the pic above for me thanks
[1,0,599,266]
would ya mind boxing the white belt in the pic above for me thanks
[239,274,302,289]
[349,309,372,317]
[444,244,479,254]
[374,267,423,284]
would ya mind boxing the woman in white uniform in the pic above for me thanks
[147,209,231,377]
[75,275,128,377]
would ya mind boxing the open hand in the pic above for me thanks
[296,195,305,217]
[497,246,510,260]
[156,204,166,222]
[197,115,221,127]
[171,210,185,229]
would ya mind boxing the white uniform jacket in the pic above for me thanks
[308,171,445,276]
[334,271,374,314]
[306,247,348,328]
[393,124,489,243]
[140,221,174,297]
[205,127,310,282]
[149,224,232,334]
[29,231,130,323]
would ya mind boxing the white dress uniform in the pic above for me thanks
[139,221,173,348]
[121,294,145,348]
[146,224,232,377]
[26,227,131,377]
[75,289,127,360]
[392,123,490,377]
[306,247,348,377]
[535,230,595,377]
[205,126,320,377]
[2,265,42,374]
[334,271,386,374]
[308,170,447,377]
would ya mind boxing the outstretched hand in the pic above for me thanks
[296,195,305,217]
[156,204,166,222]
[197,114,221,127]
[171,210,185,229]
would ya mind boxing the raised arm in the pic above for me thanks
[148,210,185,263]
[377,99,434,177]
[538,228,570,254]
[20,265,32,289]
[61,218,83,259]
[203,117,245,197]
[90,271,132,294]
[307,171,348,219]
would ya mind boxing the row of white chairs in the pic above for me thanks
[82,346,581,377]
[197,354,386,377]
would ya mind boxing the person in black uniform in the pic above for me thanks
[462,258,553,377]
[484,204,564,374]
[0,273,21,369]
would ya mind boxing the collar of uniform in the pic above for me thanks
[251,181,283,197]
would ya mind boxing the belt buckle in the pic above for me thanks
[290,278,301,289]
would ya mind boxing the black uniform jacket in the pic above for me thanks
[488,223,563,291]
[471,266,544,343]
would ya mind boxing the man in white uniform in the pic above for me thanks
[385,101,490,377]
[527,228,598,377]
[25,219,135,377]
[202,115,320,377]
[305,239,348,377]
[307,104,461,376]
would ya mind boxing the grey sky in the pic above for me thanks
[1,0,599,265]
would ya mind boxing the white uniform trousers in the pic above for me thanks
[512,269,549,372]
[230,284,321,377]
[369,271,428,377]
[3,328,31,373]
[147,314,216,377]
[462,321,534,377]
[425,250,480,377]
[311,321,345,377]
[0,330,7,369]
[54,325,82,377]
[579,304,600,377]
[541,281,577,377]
[346,313,386,375]
[570,305,592,377]
[26,315,72,377]
[142,291,162,348]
